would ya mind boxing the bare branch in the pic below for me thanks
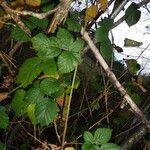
[111,0,129,19]
[81,28,150,129]
[1,1,31,36]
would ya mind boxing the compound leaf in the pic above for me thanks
[31,33,61,59]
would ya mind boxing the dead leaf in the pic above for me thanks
[0,92,9,102]
[65,147,75,150]
[99,0,108,11]
[25,0,41,7]
[85,5,98,21]
[56,97,65,107]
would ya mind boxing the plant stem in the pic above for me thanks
[61,66,78,150]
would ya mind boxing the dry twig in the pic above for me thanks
[81,28,150,129]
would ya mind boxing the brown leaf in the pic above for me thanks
[85,5,98,21]
[25,0,41,7]
[0,92,9,102]
[99,0,108,11]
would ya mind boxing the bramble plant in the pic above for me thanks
[82,128,121,150]
[0,0,149,149]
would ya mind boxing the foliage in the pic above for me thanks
[82,128,121,150]
[125,2,141,27]
[0,106,9,129]
[0,0,148,149]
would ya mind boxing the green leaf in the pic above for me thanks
[41,59,59,78]
[56,28,74,50]
[17,57,43,87]
[41,0,55,12]
[58,51,80,73]
[125,59,140,74]
[0,106,9,129]
[24,87,44,104]
[27,104,36,125]
[95,27,108,42]
[125,2,141,27]
[11,89,26,117]
[99,18,114,32]
[69,39,85,52]
[100,39,113,61]
[57,28,73,40]
[35,98,58,126]
[83,131,94,144]
[82,143,100,150]
[95,18,113,42]
[66,18,81,32]
[66,12,81,32]
[94,128,112,145]
[11,25,30,42]
[100,143,121,150]
[131,93,141,105]
[28,17,49,30]
[51,86,64,98]
[31,33,61,59]
[0,141,5,150]
[40,78,61,96]
[61,75,80,89]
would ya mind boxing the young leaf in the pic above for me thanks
[0,106,9,129]
[11,89,26,117]
[125,2,141,27]
[82,143,100,150]
[40,78,61,96]
[83,131,94,144]
[35,98,58,126]
[58,51,80,73]
[27,104,36,125]
[11,25,30,42]
[101,143,121,150]
[31,33,61,59]
[17,57,43,87]
[93,128,112,145]
[125,59,140,74]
